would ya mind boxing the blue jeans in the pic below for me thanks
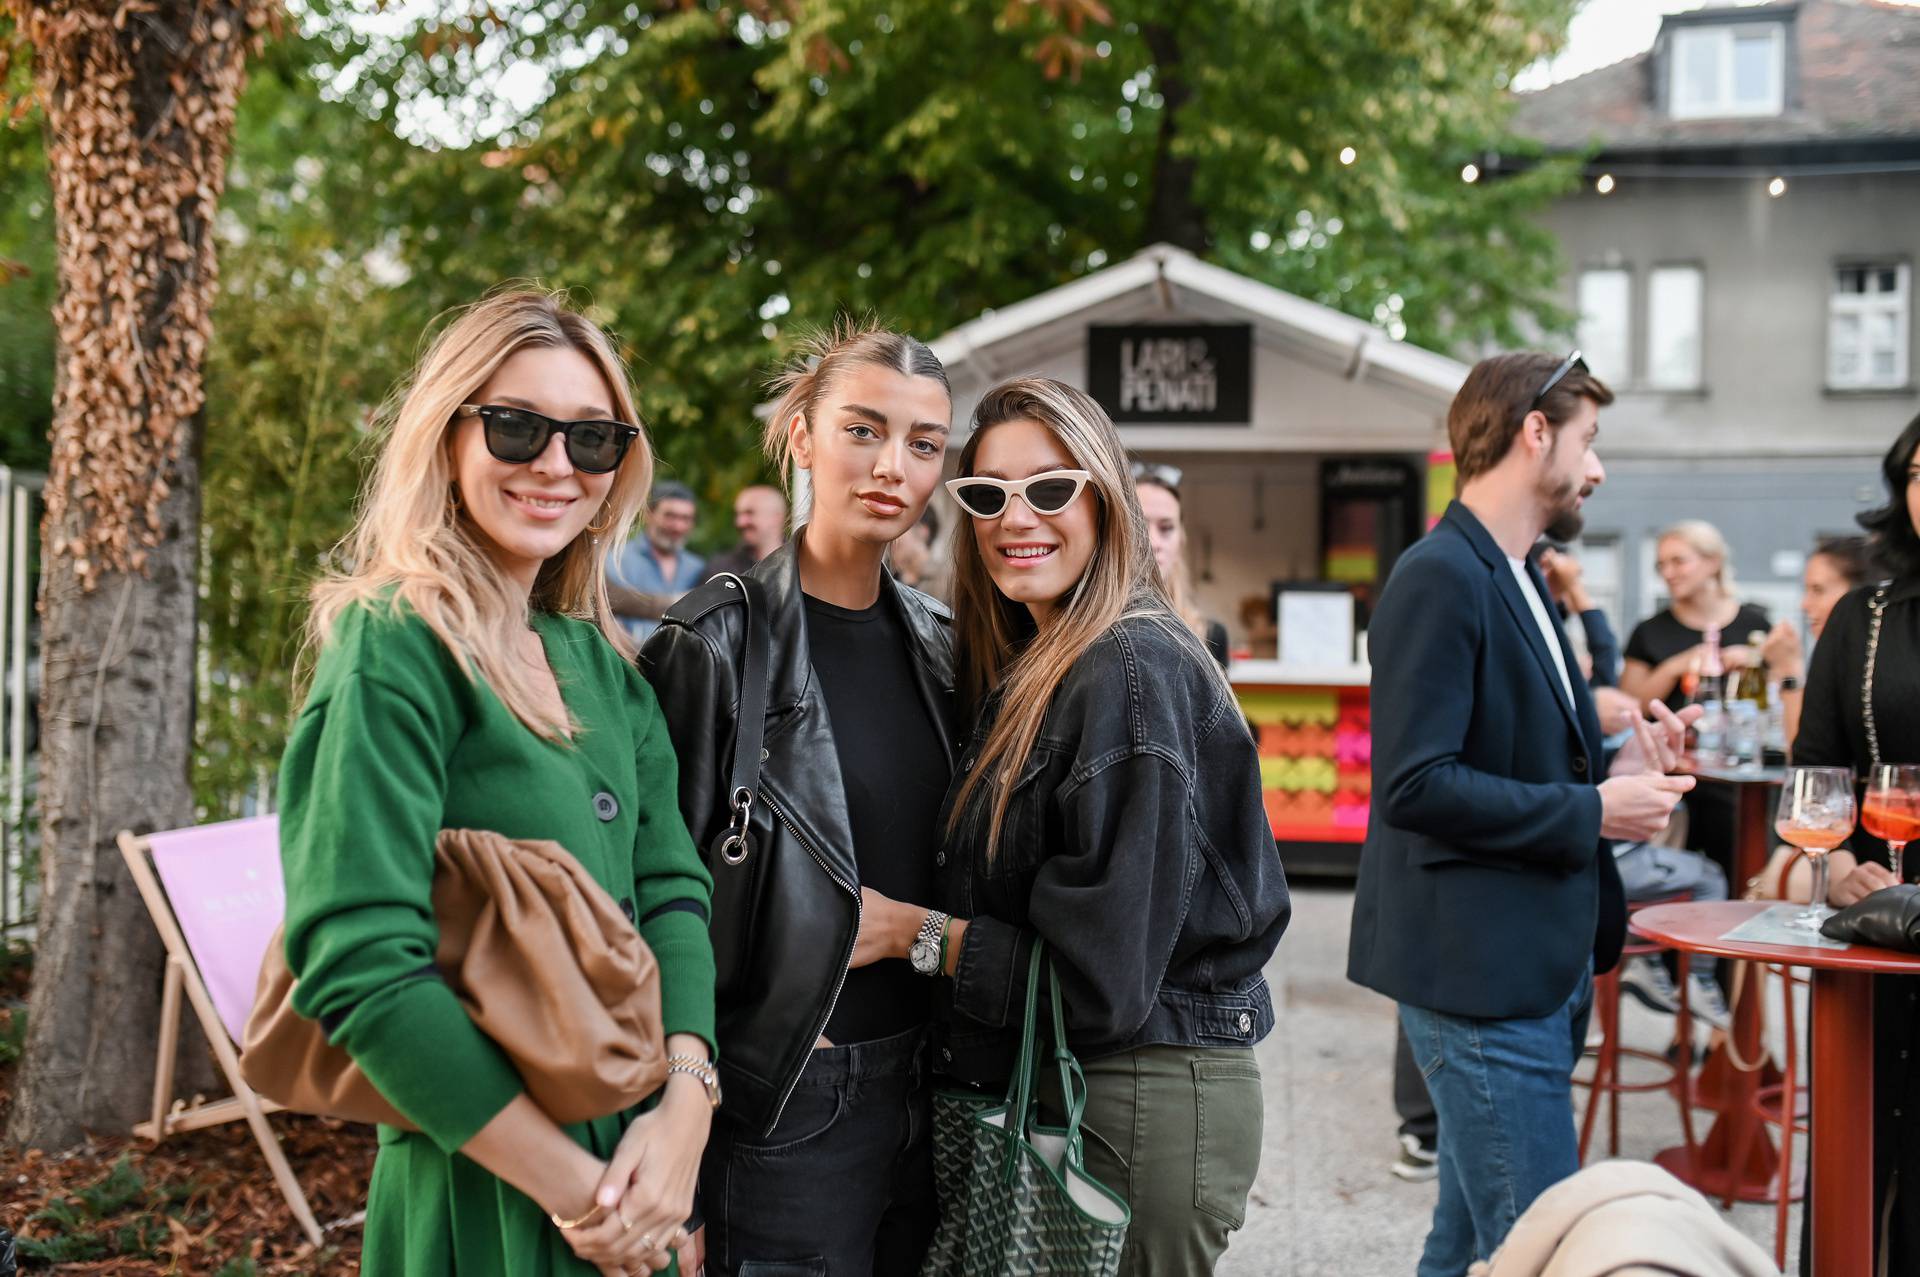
[1397,967,1594,1277]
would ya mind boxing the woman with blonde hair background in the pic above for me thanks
[892,377,1290,1274]
[1621,518,1772,891]
[1620,519,1771,710]
[279,288,716,1276]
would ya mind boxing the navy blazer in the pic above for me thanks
[1348,502,1627,1019]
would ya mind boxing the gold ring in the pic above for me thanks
[617,1209,632,1232]
[639,1233,655,1252]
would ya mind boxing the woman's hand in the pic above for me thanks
[851,887,925,968]
[567,1041,715,1275]
[1830,858,1898,907]
[1538,548,1593,613]
[1760,619,1804,681]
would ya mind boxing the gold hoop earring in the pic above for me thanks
[586,507,613,535]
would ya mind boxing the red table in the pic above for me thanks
[1634,900,1920,1277]
[1667,767,1788,1203]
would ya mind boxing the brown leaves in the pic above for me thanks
[999,0,1113,81]
[7,0,276,592]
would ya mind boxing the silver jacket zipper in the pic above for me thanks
[760,791,860,1132]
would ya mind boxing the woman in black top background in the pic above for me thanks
[1621,518,1772,710]
[1794,412,1920,1273]
[1622,518,1770,874]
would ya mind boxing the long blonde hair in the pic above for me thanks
[1658,518,1736,596]
[307,287,654,739]
[947,378,1218,858]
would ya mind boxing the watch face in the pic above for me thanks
[910,940,936,973]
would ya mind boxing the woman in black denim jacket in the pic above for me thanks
[856,376,1291,1274]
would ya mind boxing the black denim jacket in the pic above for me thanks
[933,613,1292,1085]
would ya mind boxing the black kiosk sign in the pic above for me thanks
[1087,324,1252,424]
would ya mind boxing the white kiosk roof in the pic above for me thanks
[929,243,1466,454]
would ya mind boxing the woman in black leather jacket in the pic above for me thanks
[858,376,1291,1275]
[641,321,958,1276]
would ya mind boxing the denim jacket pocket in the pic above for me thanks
[980,750,1055,879]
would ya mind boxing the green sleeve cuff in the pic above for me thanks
[335,975,524,1153]
[638,907,717,1060]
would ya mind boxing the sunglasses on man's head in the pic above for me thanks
[1527,350,1588,416]
[945,469,1092,520]
[457,404,639,475]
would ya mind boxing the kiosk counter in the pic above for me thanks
[1232,660,1371,876]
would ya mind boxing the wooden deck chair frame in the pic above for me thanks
[117,828,324,1247]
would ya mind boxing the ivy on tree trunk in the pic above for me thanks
[4,0,272,1151]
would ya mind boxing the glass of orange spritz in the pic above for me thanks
[1775,766,1857,931]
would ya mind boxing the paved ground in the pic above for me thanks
[1217,884,1802,1276]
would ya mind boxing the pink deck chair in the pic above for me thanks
[119,817,325,1246]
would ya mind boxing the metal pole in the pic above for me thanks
[10,482,31,928]
[0,467,12,932]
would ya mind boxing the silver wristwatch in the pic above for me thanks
[909,909,950,976]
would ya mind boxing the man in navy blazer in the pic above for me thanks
[1349,352,1699,1277]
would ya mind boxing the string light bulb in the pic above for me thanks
[1768,176,1788,197]
[1596,173,1616,195]
[1339,146,1357,166]
[1461,163,1480,184]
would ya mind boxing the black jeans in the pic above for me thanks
[700,1024,934,1277]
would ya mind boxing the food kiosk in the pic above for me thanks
[929,245,1468,873]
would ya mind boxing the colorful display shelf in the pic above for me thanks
[1232,663,1372,872]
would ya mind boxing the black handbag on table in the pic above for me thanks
[1821,884,1920,952]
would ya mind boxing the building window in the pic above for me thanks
[1829,263,1910,390]
[1647,265,1704,391]
[1669,23,1786,119]
[1576,269,1631,386]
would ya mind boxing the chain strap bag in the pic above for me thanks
[921,942,1130,1277]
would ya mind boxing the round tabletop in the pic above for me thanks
[1632,900,1920,974]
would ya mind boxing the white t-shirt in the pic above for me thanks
[1507,556,1576,710]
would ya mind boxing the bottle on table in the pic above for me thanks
[1692,626,1728,767]
[1724,629,1769,768]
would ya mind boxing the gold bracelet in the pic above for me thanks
[550,1199,610,1231]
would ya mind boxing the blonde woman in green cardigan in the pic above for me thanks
[278,290,716,1277]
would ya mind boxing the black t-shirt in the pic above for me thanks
[804,592,950,1044]
[1623,603,1773,709]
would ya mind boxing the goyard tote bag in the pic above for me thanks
[922,942,1130,1277]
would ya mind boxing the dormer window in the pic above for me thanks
[1669,22,1786,119]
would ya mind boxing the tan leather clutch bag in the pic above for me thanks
[240,827,668,1130]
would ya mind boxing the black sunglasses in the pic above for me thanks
[1527,350,1588,416]
[457,403,639,475]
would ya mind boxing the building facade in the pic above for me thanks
[1510,0,1920,628]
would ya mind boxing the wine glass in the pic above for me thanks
[1774,766,1857,930]
[1863,764,1920,883]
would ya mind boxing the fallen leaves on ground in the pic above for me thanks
[0,990,373,1275]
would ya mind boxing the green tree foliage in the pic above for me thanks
[0,47,54,473]
[12,0,1584,811]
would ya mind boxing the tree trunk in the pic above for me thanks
[7,0,270,1151]
[1141,18,1209,255]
